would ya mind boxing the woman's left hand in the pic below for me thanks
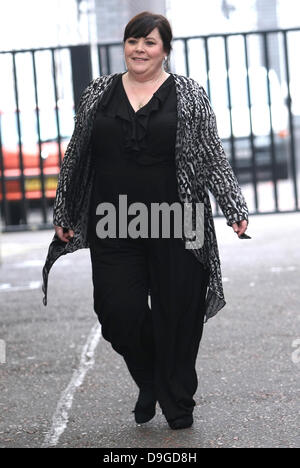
[232,220,248,237]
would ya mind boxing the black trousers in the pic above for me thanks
[89,234,209,421]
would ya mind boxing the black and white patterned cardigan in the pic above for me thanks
[42,72,249,322]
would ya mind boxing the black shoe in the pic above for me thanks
[167,414,193,430]
[132,387,156,424]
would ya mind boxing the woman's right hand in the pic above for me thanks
[54,225,74,242]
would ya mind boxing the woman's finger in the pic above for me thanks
[232,222,239,234]
[232,220,248,237]
[237,220,248,237]
[54,226,72,242]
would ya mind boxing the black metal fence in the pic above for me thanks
[1,27,300,230]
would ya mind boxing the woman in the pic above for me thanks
[42,11,249,430]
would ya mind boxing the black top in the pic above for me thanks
[88,72,179,240]
[91,72,177,169]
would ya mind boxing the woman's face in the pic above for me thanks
[124,27,166,77]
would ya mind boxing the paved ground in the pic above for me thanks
[0,212,299,448]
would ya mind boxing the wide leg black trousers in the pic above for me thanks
[89,233,210,422]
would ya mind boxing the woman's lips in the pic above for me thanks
[132,58,148,61]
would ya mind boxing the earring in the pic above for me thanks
[163,56,168,70]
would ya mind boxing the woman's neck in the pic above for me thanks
[124,68,169,87]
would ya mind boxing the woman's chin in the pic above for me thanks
[130,65,149,73]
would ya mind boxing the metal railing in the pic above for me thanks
[1,27,300,231]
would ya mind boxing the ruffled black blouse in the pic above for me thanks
[91,72,177,167]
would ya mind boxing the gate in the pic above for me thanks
[1,27,299,230]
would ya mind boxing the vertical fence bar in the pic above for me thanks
[262,32,279,211]
[12,52,27,225]
[97,45,104,75]
[224,35,236,172]
[70,45,93,110]
[105,45,111,75]
[283,31,299,210]
[243,33,259,211]
[206,37,220,216]
[0,113,8,224]
[183,38,190,77]
[97,44,111,76]
[51,48,63,167]
[203,36,211,100]
[32,50,47,223]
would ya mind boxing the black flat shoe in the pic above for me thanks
[132,387,156,424]
[167,414,193,430]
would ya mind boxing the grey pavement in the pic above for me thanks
[0,212,299,448]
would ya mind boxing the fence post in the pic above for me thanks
[70,45,93,111]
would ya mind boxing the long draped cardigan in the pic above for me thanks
[42,72,249,322]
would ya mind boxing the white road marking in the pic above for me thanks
[12,260,45,268]
[0,339,6,364]
[11,259,71,268]
[1,243,46,258]
[270,266,297,273]
[42,322,102,448]
[0,281,41,292]
[271,267,283,273]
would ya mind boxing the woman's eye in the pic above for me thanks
[127,39,155,45]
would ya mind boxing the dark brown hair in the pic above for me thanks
[123,11,173,56]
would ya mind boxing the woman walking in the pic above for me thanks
[42,11,249,430]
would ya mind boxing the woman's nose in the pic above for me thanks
[135,40,145,52]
